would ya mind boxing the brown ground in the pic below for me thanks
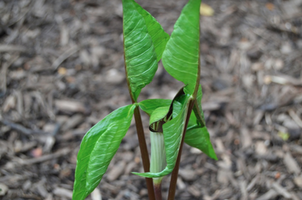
[1,0,302,199]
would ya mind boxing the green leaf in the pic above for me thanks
[148,88,185,133]
[138,99,171,116]
[73,104,136,200]
[187,110,198,129]
[185,127,217,160]
[184,84,217,160]
[193,84,206,127]
[184,85,205,129]
[150,106,170,125]
[133,1,170,61]
[133,90,191,178]
[162,0,201,94]
[123,0,169,101]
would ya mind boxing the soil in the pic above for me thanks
[0,0,302,199]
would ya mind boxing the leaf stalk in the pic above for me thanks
[154,182,163,200]
[133,106,156,200]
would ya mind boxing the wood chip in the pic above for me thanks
[105,69,124,84]
[2,95,16,112]
[4,148,70,168]
[0,45,26,52]
[217,170,230,185]
[0,119,47,135]
[188,185,201,197]
[53,187,72,199]
[176,177,186,190]
[36,184,48,197]
[247,175,259,192]
[272,182,291,199]
[240,127,252,149]
[215,138,225,153]
[256,189,278,200]
[289,109,302,129]
[1,1,302,199]
[239,180,248,200]
[283,152,301,174]
[91,188,102,200]
[179,169,196,181]
[55,100,87,114]
[62,114,84,131]
[294,175,302,189]
[52,47,78,69]
[255,141,267,155]
[125,162,136,175]
[106,161,126,181]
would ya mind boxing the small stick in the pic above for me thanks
[0,119,47,135]
[4,148,70,168]
[0,55,19,92]
[0,45,26,52]
[289,109,302,129]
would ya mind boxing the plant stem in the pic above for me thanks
[154,183,163,200]
[133,106,156,200]
[150,130,165,200]
[167,100,195,200]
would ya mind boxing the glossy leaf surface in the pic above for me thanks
[133,1,170,61]
[123,0,169,101]
[138,99,171,116]
[162,0,201,94]
[73,105,135,200]
[150,106,170,124]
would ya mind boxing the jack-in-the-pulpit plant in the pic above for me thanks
[73,0,217,200]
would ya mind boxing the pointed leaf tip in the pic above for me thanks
[185,84,217,160]
[123,0,169,101]
[162,0,201,94]
[185,127,217,160]
[133,1,170,61]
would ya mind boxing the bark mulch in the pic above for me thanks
[0,0,302,199]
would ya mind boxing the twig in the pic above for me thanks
[0,55,20,92]
[20,148,71,165]
[0,45,26,52]
[52,47,78,69]
[264,75,302,86]
[3,148,71,170]
[0,119,47,135]
[289,109,302,129]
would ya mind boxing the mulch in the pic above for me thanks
[0,0,302,199]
